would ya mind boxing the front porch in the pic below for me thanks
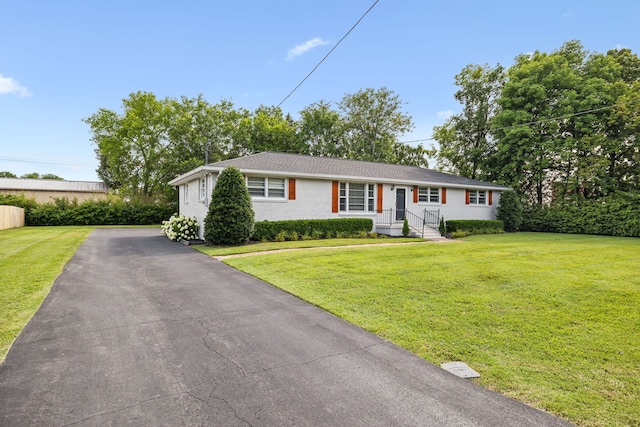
[375,208,442,239]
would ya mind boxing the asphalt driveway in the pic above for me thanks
[0,228,572,426]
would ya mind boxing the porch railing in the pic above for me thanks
[376,209,440,238]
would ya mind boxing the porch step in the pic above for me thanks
[375,223,443,240]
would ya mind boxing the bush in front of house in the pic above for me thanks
[496,190,523,232]
[161,213,199,241]
[445,219,504,236]
[204,166,255,245]
[252,218,374,241]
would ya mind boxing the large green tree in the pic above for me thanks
[492,42,583,205]
[296,101,346,157]
[436,40,640,205]
[339,87,415,163]
[86,87,427,202]
[84,91,172,201]
[432,64,505,179]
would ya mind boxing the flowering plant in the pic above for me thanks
[161,214,199,241]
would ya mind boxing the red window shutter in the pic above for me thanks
[441,188,447,204]
[377,183,383,213]
[488,190,493,205]
[332,181,339,213]
[465,189,470,205]
[413,186,418,203]
[288,178,296,200]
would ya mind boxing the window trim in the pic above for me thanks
[338,181,376,213]
[417,186,440,204]
[467,189,488,205]
[199,177,207,202]
[247,176,287,199]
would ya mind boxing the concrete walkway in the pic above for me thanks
[0,229,572,426]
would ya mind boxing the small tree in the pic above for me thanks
[439,215,446,235]
[402,216,410,236]
[496,190,523,232]
[204,167,254,245]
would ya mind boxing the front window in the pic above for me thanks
[183,184,189,203]
[247,177,286,199]
[339,182,375,212]
[248,177,266,197]
[268,178,285,198]
[469,190,487,205]
[418,187,440,203]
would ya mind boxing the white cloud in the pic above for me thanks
[0,74,31,97]
[286,37,331,61]
[437,110,453,120]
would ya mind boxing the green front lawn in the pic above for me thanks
[223,233,640,427]
[0,227,93,360]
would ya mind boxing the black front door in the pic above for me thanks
[395,188,406,221]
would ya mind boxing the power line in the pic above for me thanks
[277,0,380,108]
[400,98,640,145]
[0,156,92,167]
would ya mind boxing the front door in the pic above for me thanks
[395,188,406,221]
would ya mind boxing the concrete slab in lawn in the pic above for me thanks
[0,229,573,426]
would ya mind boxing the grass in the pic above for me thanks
[0,226,94,361]
[194,237,424,256]
[222,233,640,427]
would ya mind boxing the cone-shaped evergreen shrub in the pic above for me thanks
[204,167,255,245]
[402,217,410,236]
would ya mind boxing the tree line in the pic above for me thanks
[84,87,426,202]
[432,40,640,205]
[0,172,64,180]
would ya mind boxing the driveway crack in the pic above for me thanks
[249,343,382,375]
[198,319,247,378]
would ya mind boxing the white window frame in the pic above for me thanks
[469,190,487,205]
[199,178,207,202]
[247,176,286,199]
[339,182,375,213]
[183,183,189,204]
[418,187,440,204]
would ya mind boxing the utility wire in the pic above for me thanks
[0,156,91,167]
[277,0,380,108]
[400,98,640,145]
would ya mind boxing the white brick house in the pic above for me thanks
[168,152,509,239]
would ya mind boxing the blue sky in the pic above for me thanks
[1,0,638,181]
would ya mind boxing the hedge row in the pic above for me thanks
[0,195,175,226]
[521,195,640,237]
[252,218,373,241]
[445,219,504,233]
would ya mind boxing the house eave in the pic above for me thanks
[169,165,509,191]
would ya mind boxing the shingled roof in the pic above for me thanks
[170,152,507,190]
[0,178,108,192]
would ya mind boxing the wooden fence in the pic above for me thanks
[0,206,25,230]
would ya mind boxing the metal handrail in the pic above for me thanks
[375,208,440,238]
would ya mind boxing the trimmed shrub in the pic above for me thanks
[521,193,640,237]
[252,218,373,242]
[1,194,174,226]
[204,167,255,245]
[496,190,523,232]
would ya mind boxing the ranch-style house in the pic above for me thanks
[168,152,509,239]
